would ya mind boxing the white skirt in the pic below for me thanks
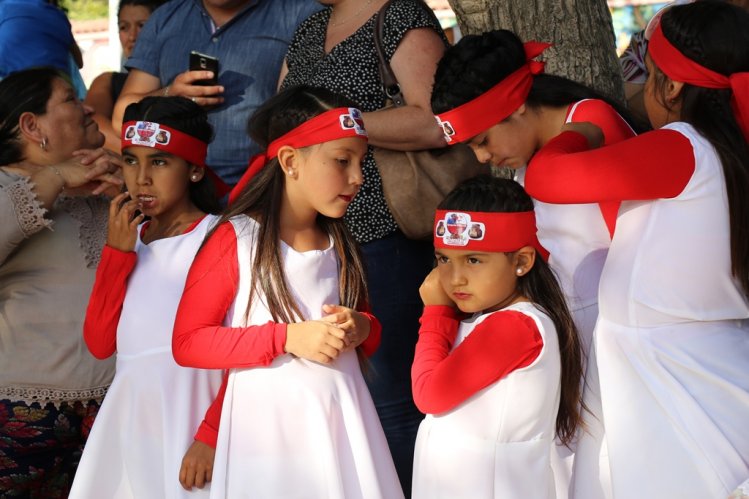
[210,349,403,499]
[70,350,222,499]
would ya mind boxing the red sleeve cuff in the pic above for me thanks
[193,420,218,449]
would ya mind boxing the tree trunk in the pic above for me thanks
[446,0,625,103]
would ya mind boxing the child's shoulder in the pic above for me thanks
[477,302,552,335]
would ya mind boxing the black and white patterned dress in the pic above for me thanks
[281,0,446,244]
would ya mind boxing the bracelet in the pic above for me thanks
[163,85,170,97]
[48,166,65,193]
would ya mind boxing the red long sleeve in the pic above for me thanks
[194,371,227,448]
[525,129,695,204]
[411,305,544,415]
[568,99,637,237]
[172,222,287,369]
[83,245,137,359]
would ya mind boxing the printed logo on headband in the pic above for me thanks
[124,121,171,147]
[436,116,456,143]
[435,211,486,247]
[339,108,367,136]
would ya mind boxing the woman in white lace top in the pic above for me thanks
[0,67,123,498]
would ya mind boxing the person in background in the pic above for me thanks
[113,0,322,185]
[84,0,166,152]
[0,0,85,99]
[0,67,122,498]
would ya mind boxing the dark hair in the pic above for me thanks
[437,175,584,446]
[654,1,749,295]
[213,85,369,331]
[0,67,66,165]
[431,29,644,132]
[117,0,165,16]
[122,96,221,214]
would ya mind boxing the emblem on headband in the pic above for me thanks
[339,108,367,136]
[436,116,456,143]
[436,211,485,247]
[123,121,172,147]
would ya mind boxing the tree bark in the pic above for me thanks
[446,0,625,103]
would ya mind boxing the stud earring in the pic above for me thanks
[287,169,293,175]
[39,137,48,151]
[190,174,199,181]
[516,268,523,275]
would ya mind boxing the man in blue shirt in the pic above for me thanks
[114,0,321,185]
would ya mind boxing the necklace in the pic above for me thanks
[329,0,374,27]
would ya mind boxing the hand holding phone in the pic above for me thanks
[189,51,219,86]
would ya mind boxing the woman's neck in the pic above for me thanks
[326,0,386,47]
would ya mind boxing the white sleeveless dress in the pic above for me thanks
[571,123,749,498]
[70,215,224,499]
[412,301,561,499]
[209,216,403,499]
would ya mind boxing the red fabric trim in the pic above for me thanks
[411,306,544,414]
[83,246,137,359]
[172,222,288,369]
[525,129,695,203]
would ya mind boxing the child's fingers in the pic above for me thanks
[109,191,130,216]
[179,462,194,490]
[193,469,207,489]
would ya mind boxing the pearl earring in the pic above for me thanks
[516,268,523,275]
[191,174,199,181]
[287,169,293,175]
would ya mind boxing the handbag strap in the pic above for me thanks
[374,0,445,108]
[374,0,406,107]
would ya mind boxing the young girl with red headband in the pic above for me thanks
[431,30,638,358]
[70,96,229,498]
[411,175,583,498]
[171,85,403,498]
[522,2,749,497]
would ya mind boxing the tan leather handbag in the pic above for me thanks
[371,0,490,240]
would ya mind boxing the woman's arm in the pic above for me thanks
[85,72,121,153]
[362,28,446,150]
[525,128,695,204]
[411,306,543,414]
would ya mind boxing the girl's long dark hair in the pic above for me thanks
[431,29,645,133]
[438,175,584,445]
[211,85,369,327]
[654,1,749,296]
[123,96,221,214]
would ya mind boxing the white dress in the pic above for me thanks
[571,123,749,498]
[70,215,224,499]
[412,301,561,499]
[209,216,403,499]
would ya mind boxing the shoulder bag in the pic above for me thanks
[371,0,490,240]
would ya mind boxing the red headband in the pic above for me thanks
[229,107,367,204]
[121,120,229,197]
[648,23,749,142]
[434,210,549,261]
[435,42,551,144]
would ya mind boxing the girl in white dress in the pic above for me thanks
[411,175,584,499]
[171,86,403,499]
[523,2,749,497]
[70,96,228,498]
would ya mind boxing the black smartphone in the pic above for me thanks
[189,51,219,86]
